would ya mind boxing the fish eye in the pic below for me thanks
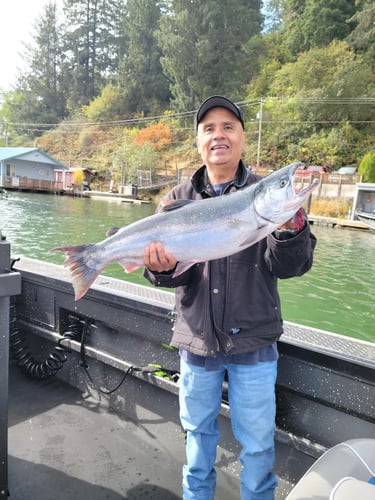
[280,179,288,187]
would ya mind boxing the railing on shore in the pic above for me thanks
[3,177,64,193]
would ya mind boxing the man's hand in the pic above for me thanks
[144,242,178,273]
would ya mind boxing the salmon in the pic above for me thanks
[51,162,318,300]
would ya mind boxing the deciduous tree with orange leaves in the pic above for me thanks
[135,122,171,151]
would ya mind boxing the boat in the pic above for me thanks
[356,210,375,230]
[285,438,375,499]
[1,238,374,499]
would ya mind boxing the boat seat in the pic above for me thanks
[285,439,375,500]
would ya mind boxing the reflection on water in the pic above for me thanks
[1,192,374,342]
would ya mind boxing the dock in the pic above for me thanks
[308,215,368,230]
[88,190,151,204]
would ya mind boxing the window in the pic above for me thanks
[6,163,16,176]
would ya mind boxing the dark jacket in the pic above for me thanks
[144,161,317,357]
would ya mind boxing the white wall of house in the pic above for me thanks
[0,148,68,186]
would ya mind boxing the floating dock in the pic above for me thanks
[308,215,368,229]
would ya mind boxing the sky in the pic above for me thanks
[0,0,62,91]
[1,1,274,92]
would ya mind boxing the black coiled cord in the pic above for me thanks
[10,299,83,380]
[9,300,178,393]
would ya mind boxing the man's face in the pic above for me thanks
[196,107,246,171]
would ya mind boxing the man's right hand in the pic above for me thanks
[144,242,177,273]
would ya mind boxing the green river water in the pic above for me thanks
[1,191,374,343]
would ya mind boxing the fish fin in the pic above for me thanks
[160,199,194,212]
[118,259,142,273]
[172,260,197,277]
[50,244,101,301]
[106,227,121,237]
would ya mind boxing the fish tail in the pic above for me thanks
[51,244,101,301]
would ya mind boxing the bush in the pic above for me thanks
[358,153,375,183]
[309,198,351,218]
[135,122,172,151]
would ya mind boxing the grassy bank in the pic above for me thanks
[310,198,352,218]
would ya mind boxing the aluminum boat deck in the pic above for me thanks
[2,255,374,499]
[8,360,302,500]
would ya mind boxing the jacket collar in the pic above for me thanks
[191,160,249,194]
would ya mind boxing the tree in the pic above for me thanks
[358,153,375,183]
[11,1,67,131]
[118,0,170,115]
[346,0,375,70]
[157,0,263,112]
[82,84,124,122]
[262,0,283,33]
[117,131,160,185]
[135,122,172,150]
[245,30,288,99]
[0,91,26,145]
[268,41,374,126]
[73,169,85,187]
[63,0,126,109]
[279,0,357,58]
[245,40,374,168]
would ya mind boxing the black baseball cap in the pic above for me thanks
[195,95,245,131]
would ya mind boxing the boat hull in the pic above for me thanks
[356,210,375,230]
[4,257,375,499]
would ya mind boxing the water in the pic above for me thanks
[1,191,374,343]
[0,192,155,286]
[278,226,375,343]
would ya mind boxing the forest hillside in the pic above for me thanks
[0,0,374,186]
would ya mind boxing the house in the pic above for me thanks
[0,147,69,193]
[351,182,375,219]
[54,167,94,191]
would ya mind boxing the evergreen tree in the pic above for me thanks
[63,0,126,109]
[346,0,375,70]
[157,0,263,112]
[118,0,170,115]
[12,1,67,130]
[262,0,283,33]
[280,0,357,58]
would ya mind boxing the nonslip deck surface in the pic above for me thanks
[7,364,295,500]
[8,364,185,500]
[8,364,249,500]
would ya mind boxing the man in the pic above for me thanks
[143,96,317,499]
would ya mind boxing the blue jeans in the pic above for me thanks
[179,357,278,499]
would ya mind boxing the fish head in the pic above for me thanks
[253,162,319,226]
